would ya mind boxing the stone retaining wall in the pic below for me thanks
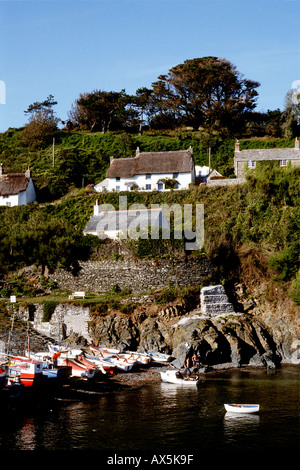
[50,258,214,294]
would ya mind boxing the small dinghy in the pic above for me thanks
[160,369,199,386]
[224,404,260,414]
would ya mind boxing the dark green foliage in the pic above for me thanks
[43,301,59,322]
[290,275,300,305]
[268,244,299,280]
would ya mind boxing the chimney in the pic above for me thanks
[136,147,140,157]
[235,140,240,152]
[0,163,3,176]
[94,199,101,216]
[110,156,114,165]
[188,146,193,154]
[25,165,31,178]
[295,137,299,150]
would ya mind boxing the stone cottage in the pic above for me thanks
[234,138,300,178]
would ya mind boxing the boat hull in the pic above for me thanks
[224,404,260,414]
[160,370,199,386]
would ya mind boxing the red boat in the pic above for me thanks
[9,359,45,387]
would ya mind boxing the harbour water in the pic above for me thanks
[0,365,299,457]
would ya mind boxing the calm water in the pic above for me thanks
[0,366,299,455]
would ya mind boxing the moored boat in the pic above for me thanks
[224,404,260,414]
[160,369,199,386]
[8,359,45,387]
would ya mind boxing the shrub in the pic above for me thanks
[43,301,59,322]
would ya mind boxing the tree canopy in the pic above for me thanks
[151,57,260,135]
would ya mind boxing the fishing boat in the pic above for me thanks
[123,351,151,365]
[224,404,260,414]
[100,356,134,372]
[76,354,106,375]
[83,354,116,375]
[8,359,46,387]
[160,369,199,386]
[22,352,72,382]
[0,363,9,388]
[89,345,121,357]
[0,376,25,402]
[57,357,96,379]
[147,351,173,363]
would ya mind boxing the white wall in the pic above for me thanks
[104,171,194,192]
[0,179,36,207]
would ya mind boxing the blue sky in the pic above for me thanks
[0,0,300,132]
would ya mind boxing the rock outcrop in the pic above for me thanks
[8,283,299,371]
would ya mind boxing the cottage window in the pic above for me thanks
[116,177,120,181]
[247,161,256,169]
[145,184,152,190]
[173,172,179,178]
[279,160,288,167]
[146,174,151,180]
[5,202,11,207]
[157,182,164,191]
[116,185,120,192]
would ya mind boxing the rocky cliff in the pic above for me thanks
[9,282,299,370]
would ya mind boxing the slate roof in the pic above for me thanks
[83,208,169,234]
[106,148,194,178]
[234,148,300,162]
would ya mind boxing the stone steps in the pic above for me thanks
[200,284,235,317]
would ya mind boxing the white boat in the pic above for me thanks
[224,404,260,414]
[147,351,173,363]
[160,369,199,386]
[123,351,151,365]
[89,345,121,356]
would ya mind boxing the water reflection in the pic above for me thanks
[0,366,299,451]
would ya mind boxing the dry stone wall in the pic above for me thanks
[50,258,214,294]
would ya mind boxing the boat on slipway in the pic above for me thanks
[147,352,173,363]
[57,357,96,379]
[160,369,199,386]
[224,404,260,414]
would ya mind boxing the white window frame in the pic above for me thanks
[247,160,256,169]
[279,160,288,167]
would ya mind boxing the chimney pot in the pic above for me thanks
[94,199,101,216]
[235,140,240,152]
[110,156,114,164]
[0,163,3,176]
[136,147,140,157]
[295,137,299,150]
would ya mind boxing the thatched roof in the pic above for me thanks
[0,173,30,197]
[106,148,194,178]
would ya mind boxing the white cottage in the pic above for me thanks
[0,165,36,207]
[83,201,170,239]
[95,147,195,192]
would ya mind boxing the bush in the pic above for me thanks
[43,301,59,322]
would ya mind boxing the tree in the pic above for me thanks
[68,89,133,133]
[132,87,154,134]
[281,89,300,138]
[151,57,260,135]
[20,94,59,148]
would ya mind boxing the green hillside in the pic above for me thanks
[0,128,299,306]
